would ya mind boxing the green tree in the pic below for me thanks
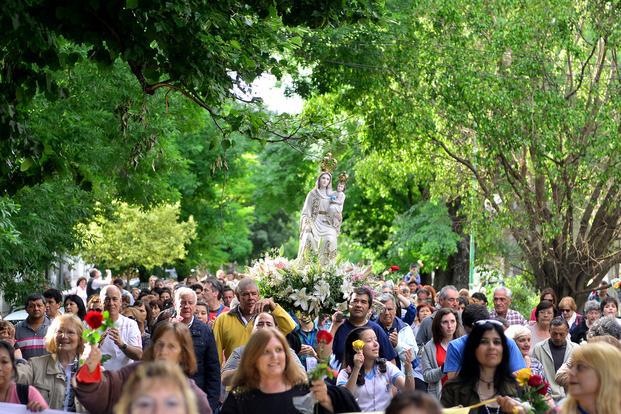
[295,0,621,302]
[78,202,196,271]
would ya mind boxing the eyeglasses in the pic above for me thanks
[475,319,504,327]
[559,308,572,312]
[56,330,78,337]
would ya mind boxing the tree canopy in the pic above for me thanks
[293,0,621,300]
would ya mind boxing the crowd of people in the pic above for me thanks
[0,266,620,414]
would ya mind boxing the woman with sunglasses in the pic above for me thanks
[557,297,582,342]
[441,320,527,413]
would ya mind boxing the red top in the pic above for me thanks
[435,342,449,385]
[208,304,230,322]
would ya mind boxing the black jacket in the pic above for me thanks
[190,318,221,411]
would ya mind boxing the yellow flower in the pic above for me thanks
[515,368,532,387]
[352,340,365,352]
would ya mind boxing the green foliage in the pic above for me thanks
[0,178,94,305]
[389,201,461,270]
[78,202,196,271]
[293,0,621,299]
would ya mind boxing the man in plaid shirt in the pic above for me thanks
[489,286,526,326]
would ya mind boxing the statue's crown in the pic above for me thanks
[320,153,337,174]
[338,172,349,184]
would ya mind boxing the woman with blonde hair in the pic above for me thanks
[75,321,211,414]
[223,327,358,414]
[16,313,84,411]
[559,342,621,414]
[114,361,198,414]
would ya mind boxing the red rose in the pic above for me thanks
[317,330,333,345]
[528,374,544,388]
[84,311,104,329]
[536,382,550,396]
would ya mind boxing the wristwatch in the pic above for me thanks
[121,343,128,351]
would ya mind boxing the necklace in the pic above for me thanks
[479,377,494,390]
[484,406,500,414]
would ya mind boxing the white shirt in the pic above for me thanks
[337,362,404,412]
[62,285,88,306]
[100,314,142,371]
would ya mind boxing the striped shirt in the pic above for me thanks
[15,317,51,360]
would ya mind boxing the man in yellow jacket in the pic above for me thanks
[213,277,296,363]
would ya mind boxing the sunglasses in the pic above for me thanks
[559,308,572,312]
[475,319,504,327]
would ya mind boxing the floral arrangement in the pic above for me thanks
[611,277,621,293]
[514,368,550,413]
[248,253,375,316]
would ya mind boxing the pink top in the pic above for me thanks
[4,383,49,408]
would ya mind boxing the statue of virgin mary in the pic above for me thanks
[297,171,339,266]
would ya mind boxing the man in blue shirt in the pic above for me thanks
[329,287,397,367]
[443,304,526,379]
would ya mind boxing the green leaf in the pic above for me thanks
[125,0,138,9]
[20,158,34,172]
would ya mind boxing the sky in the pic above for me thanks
[241,73,305,114]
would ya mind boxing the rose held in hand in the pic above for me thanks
[527,374,543,388]
[85,311,104,329]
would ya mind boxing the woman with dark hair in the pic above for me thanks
[441,320,526,413]
[528,300,556,350]
[529,288,558,321]
[600,296,620,320]
[336,327,414,412]
[75,321,211,414]
[64,294,87,320]
[63,277,88,307]
[421,308,461,399]
[222,328,358,414]
[0,340,48,411]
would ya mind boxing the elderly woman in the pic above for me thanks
[441,320,527,414]
[558,297,583,341]
[0,321,22,359]
[571,300,601,343]
[504,324,545,378]
[16,314,84,411]
[528,300,555,351]
[0,340,47,411]
[75,321,211,414]
[421,308,461,399]
[557,342,621,414]
[223,328,359,414]
[113,362,198,414]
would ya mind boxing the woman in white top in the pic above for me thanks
[62,277,88,307]
[337,327,415,412]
